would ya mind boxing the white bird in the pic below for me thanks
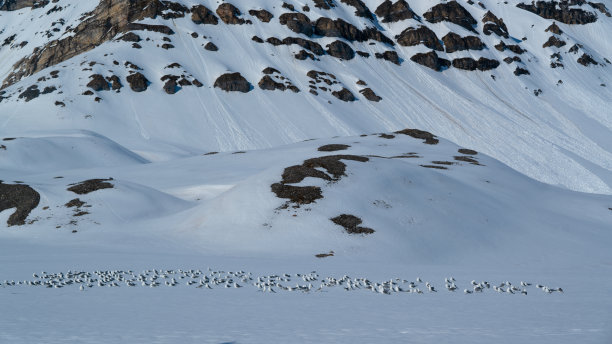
[464,289,472,294]
[79,285,84,291]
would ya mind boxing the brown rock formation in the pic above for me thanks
[216,3,245,25]
[214,72,251,93]
[191,4,218,25]
[423,1,478,33]
[442,32,485,53]
[375,0,418,23]
[395,26,443,51]
[326,40,355,60]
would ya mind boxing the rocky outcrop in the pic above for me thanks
[495,41,526,54]
[340,0,374,20]
[359,88,382,102]
[395,26,443,51]
[423,1,478,33]
[87,74,110,91]
[441,32,485,53]
[126,72,148,92]
[314,17,394,45]
[2,0,184,89]
[516,1,598,24]
[249,9,273,22]
[216,3,246,25]
[18,85,40,101]
[0,182,40,226]
[332,88,356,102]
[514,67,530,76]
[482,11,509,38]
[577,53,597,66]
[588,2,611,17]
[314,0,335,10]
[214,72,251,93]
[0,0,48,11]
[279,12,313,36]
[191,4,218,25]
[282,37,325,55]
[258,75,285,91]
[395,128,439,144]
[452,57,500,71]
[326,40,355,60]
[204,42,219,51]
[375,51,401,65]
[374,0,418,22]
[331,214,375,234]
[410,51,451,71]
[545,22,563,34]
[543,36,566,48]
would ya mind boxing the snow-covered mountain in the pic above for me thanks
[0,0,611,193]
[1,1,611,342]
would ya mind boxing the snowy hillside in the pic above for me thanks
[1,0,612,342]
[0,0,611,193]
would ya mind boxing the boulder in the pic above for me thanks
[258,75,286,91]
[516,1,597,24]
[339,0,374,20]
[204,42,219,51]
[545,22,563,34]
[543,35,566,48]
[375,51,401,65]
[216,3,245,25]
[396,26,443,51]
[359,88,382,102]
[577,53,598,66]
[0,182,40,226]
[375,0,418,22]
[126,72,149,92]
[326,40,355,60]
[214,72,251,92]
[410,51,451,71]
[191,5,219,25]
[87,74,110,91]
[279,12,313,36]
[442,32,485,53]
[423,1,478,33]
[332,88,356,102]
[482,11,509,38]
[249,9,273,22]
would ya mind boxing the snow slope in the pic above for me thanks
[0,0,610,194]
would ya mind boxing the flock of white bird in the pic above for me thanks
[0,269,564,295]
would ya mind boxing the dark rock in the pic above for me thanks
[67,178,114,195]
[410,51,451,71]
[279,12,313,36]
[295,50,316,60]
[423,1,478,33]
[161,43,174,49]
[314,17,394,45]
[216,3,245,25]
[514,67,530,76]
[163,79,179,94]
[326,40,355,60]
[517,1,597,24]
[214,72,251,93]
[482,11,509,38]
[266,37,283,46]
[452,57,499,71]
[191,32,199,38]
[340,0,374,20]
[356,51,370,57]
[41,86,56,94]
[191,4,219,25]
[258,75,286,91]
[458,148,478,155]
[318,144,350,152]
[0,182,40,226]
[282,2,295,11]
[332,88,356,102]
[249,9,273,22]
[252,35,264,43]
[314,0,335,10]
[359,88,382,102]
[132,43,142,49]
[18,85,40,102]
[107,75,122,90]
[395,128,439,144]
[441,32,485,53]
[396,26,443,51]
[271,183,323,204]
[127,23,174,35]
[375,51,401,65]
[87,74,110,91]
[375,0,418,22]
[495,41,526,54]
[126,72,149,92]
[262,67,281,75]
[545,22,563,34]
[543,35,566,48]
[331,214,375,234]
[577,53,597,66]
[65,198,86,208]
[588,2,611,17]
[118,32,141,42]
[282,37,325,55]
[204,42,218,51]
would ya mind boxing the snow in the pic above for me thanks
[0,0,611,342]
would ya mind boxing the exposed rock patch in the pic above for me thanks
[359,88,382,102]
[517,1,597,24]
[396,26,443,51]
[18,85,40,102]
[191,4,219,25]
[331,214,374,234]
[410,51,451,71]
[318,144,350,152]
[452,57,500,71]
[216,3,246,25]
[395,128,439,144]
[249,9,273,22]
[423,1,478,33]
[126,72,148,92]
[332,88,356,102]
[543,36,566,48]
[375,51,401,65]
[67,178,114,195]
[0,182,40,226]
[279,12,313,36]
[442,32,485,53]
[375,0,418,23]
[340,0,374,20]
[214,72,251,93]
[326,40,355,60]
[87,74,110,91]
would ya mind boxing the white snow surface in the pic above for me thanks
[0,0,611,342]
